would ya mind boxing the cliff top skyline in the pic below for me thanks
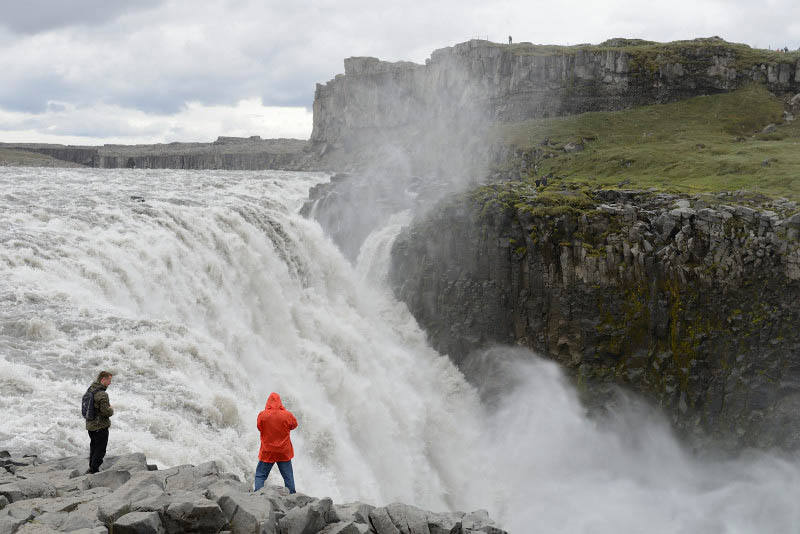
[1,0,798,146]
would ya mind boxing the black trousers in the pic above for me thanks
[88,428,109,473]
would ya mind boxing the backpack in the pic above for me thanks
[81,387,98,421]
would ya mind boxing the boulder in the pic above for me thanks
[97,472,165,524]
[113,510,165,534]
[563,141,584,153]
[163,497,226,533]
[216,490,278,534]
[22,510,67,530]
[205,480,252,502]
[84,468,132,490]
[277,497,333,534]
[654,213,678,239]
[0,480,56,503]
[129,491,204,516]
[458,510,507,534]
[385,503,430,534]
[277,493,315,511]
[60,509,106,532]
[368,507,400,534]
[15,455,85,476]
[158,462,222,492]
[383,503,464,534]
[762,123,777,134]
[2,503,37,525]
[789,93,800,114]
[0,516,26,533]
[330,502,373,524]
[103,454,149,473]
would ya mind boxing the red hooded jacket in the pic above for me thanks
[257,392,298,463]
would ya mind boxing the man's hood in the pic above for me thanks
[265,392,285,411]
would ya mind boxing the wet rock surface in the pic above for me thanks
[390,186,800,450]
[0,452,507,534]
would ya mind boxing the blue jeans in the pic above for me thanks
[254,460,295,493]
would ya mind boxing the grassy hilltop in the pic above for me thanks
[492,84,800,200]
[499,36,799,70]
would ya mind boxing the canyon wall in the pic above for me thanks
[0,137,313,171]
[311,38,800,153]
[389,186,800,449]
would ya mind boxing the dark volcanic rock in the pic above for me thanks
[0,451,507,534]
[390,186,800,450]
[0,138,313,171]
[311,38,800,156]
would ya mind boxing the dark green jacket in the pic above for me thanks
[86,381,114,431]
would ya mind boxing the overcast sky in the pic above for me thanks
[0,0,797,145]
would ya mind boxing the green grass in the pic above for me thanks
[491,84,800,200]
[0,148,81,167]
[491,36,800,72]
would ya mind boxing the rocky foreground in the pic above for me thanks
[0,451,506,534]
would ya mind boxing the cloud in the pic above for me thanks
[0,0,798,143]
[0,99,313,145]
[0,0,162,34]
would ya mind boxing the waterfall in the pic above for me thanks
[1,167,798,533]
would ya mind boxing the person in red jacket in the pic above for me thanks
[255,392,298,493]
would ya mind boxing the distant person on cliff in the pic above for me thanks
[255,392,298,493]
[83,371,114,474]
[508,35,512,45]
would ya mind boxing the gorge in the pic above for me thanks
[3,35,800,533]
[302,37,800,450]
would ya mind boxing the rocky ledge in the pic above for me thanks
[0,451,506,534]
[389,185,800,450]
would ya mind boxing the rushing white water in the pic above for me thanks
[1,167,799,533]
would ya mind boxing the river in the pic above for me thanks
[1,167,798,533]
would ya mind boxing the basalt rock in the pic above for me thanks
[311,38,800,170]
[0,451,507,534]
[0,138,313,171]
[389,186,800,450]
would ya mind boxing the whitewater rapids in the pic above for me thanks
[1,167,798,533]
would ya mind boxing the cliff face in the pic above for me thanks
[389,186,800,449]
[311,38,800,151]
[0,137,314,171]
[96,151,307,170]
[15,146,99,167]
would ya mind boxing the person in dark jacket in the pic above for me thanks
[86,371,114,474]
[254,392,298,493]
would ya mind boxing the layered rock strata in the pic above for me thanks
[389,186,800,449]
[0,137,313,171]
[0,451,506,534]
[311,38,800,153]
